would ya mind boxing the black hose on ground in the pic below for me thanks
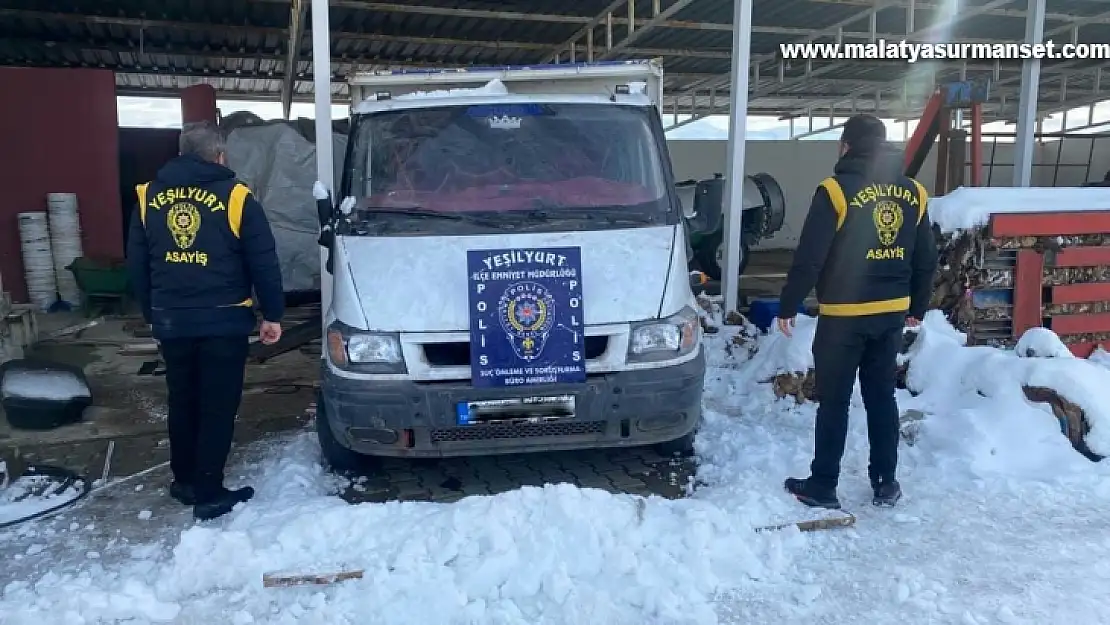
[0,464,91,529]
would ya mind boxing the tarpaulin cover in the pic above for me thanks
[224,113,348,292]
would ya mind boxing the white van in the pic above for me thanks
[313,61,714,468]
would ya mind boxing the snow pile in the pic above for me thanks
[396,78,510,101]
[353,79,512,113]
[747,315,817,380]
[1090,346,1110,369]
[929,186,1110,234]
[1015,327,1074,359]
[0,434,803,625]
[1,369,90,401]
[901,313,1110,456]
[728,310,1110,459]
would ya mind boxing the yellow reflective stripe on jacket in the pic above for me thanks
[818,177,848,230]
[136,183,150,226]
[818,296,911,317]
[220,298,254,308]
[910,179,928,225]
[228,183,250,238]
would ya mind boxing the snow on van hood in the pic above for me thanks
[339,226,678,332]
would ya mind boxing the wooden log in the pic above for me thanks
[755,512,856,533]
[1022,386,1102,462]
[772,370,816,403]
[262,569,364,588]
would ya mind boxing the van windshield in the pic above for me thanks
[345,102,671,226]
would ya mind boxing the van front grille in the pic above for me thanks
[430,421,607,443]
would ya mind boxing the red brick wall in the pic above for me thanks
[0,68,122,304]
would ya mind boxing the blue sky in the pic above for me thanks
[117,96,1110,141]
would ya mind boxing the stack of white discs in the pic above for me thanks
[46,192,84,306]
[17,212,57,311]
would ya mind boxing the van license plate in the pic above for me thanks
[455,395,575,426]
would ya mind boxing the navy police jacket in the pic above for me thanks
[125,154,285,339]
[779,148,938,319]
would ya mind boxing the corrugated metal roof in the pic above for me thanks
[0,0,1105,124]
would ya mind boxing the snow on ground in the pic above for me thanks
[3,310,1110,623]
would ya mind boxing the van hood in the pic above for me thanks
[338,225,678,332]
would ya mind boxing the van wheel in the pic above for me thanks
[655,430,696,457]
[314,393,369,473]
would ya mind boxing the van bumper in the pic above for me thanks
[320,348,705,458]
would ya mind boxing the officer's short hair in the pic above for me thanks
[179,121,226,162]
[840,114,886,152]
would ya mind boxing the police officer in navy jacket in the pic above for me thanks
[126,121,285,520]
[777,114,937,510]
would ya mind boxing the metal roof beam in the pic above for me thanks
[281,0,307,119]
[595,0,701,60]
[778,0,1019,115]
[253,1,1094,41]
[806,0,1110,25]
[685,0,1014,97]
[541,0,629,63]
[0,9,721,60]
[782,3,1110,119]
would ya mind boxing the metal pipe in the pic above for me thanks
[1012,0,1046,187]
[311,0,334,340]
[722,0,753,316]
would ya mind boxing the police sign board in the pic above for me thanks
[467,247,586,388]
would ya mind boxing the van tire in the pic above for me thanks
[314,393,368,473]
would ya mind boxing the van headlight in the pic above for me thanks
[326,322,406,373]
[627,306,701,363]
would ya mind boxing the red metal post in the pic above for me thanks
[180,84,218,125]
[970,102,983,186]
[904,90,943,178]
[1012,249,1044,339]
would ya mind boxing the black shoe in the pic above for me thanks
[193,486,255,521]
[872,478,902,507]
[169,481,197,506]
[784,477,841,509]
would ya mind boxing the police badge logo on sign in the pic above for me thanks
[498,281,556,361]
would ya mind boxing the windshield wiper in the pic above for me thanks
[523,205,657,224]
[360,206,508,228]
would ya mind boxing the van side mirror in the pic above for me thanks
[316,196,334,229]
[313,181,336,229]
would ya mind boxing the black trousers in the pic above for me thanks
[809,312,904,489]
[160,335,249,500]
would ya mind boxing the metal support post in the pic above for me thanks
[1012,0,1046,187]
[312,0,335,334]
[722,0,753,316]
